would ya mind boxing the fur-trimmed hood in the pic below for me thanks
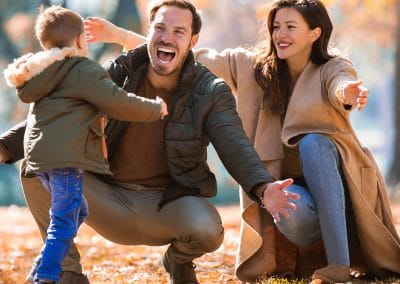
[3,47,83,103]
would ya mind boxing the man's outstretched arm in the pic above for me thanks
[0,120,26,163]
[205,84,299,221]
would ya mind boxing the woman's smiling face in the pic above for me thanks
[272,7,320,63]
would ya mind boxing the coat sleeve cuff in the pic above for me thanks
[251,182,270,201]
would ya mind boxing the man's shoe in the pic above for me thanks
[162,254,199,284]
[58,271,90,284]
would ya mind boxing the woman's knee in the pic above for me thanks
[276,185,321,246]
[299,134,336,155]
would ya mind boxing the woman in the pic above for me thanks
[85,0,400,282]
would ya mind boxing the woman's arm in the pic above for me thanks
[85,17,145,50]
[324,57,369,111]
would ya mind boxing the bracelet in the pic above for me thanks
[337,83,346,104]
[259,187,267,209]
[259,197,266,209]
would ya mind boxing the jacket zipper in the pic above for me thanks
[100,114,108,161]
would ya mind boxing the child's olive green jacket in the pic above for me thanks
[4,47,161,175]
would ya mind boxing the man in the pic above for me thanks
[0,1,298,283]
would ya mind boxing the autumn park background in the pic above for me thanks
[0,0,399,283]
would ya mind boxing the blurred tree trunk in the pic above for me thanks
[40,0,51,6]
[387,0,400,195]
[93,0,141,61]
[39,0,67,6]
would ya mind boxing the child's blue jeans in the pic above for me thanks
[35,167,88,282]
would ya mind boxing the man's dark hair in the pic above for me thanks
[149,0,202,35]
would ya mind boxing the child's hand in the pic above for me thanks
[156,96,168,119]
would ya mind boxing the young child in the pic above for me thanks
[3,5,168,284]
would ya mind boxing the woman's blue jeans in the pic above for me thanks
[276,134,350,266]
[35,168,88,281]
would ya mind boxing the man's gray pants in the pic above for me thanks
[22,172,225,274]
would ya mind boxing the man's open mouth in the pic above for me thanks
[157,47,176,64]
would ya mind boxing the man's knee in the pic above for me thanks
[172,197,225,252]
[22,175,49,195]
[184,213,225,253]
[21,176,51,214]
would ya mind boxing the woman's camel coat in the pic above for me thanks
[196,48,400,282]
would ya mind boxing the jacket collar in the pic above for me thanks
[4,47,78,88]
[4,47,85,103]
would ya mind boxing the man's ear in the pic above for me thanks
[190,34,199,49]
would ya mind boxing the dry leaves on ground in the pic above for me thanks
[0,206,241,284]
[0,204,399,284]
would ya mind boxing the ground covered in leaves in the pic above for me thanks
[0,204,399,283]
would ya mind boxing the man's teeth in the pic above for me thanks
[158,47,175,53]
[279,43,290,47]
[157,47,176,64]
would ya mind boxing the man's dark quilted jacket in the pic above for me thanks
[104,45,273,208]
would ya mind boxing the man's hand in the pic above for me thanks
[84,17,146,50]
[84,17,125,44]
[261,178,300,222]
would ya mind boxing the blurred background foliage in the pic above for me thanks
[0,0,399,205]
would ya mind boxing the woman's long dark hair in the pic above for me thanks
[254,0,334,116]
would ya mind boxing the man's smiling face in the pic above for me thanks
[147,5,197,77]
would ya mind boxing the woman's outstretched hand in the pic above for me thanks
[261,178,300,222]
[340,80,369,111]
